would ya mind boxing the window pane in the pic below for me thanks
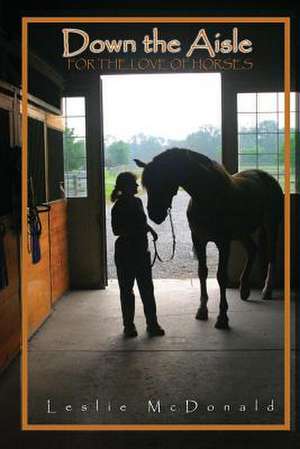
[290,112,296,131]
[237,91,298,193]
[258,153,278,173]
[238,134,257,153]
[291,139,296,175]
[257,133,277,153]
[239,154,257,170]
[278,113,284,131]
[237,93,256,113]
[64,170,87,198]
[278,134,285,159]
[278,93,284,112]
[278,92,297,112]
[64,135,86,145]
[65,97,86,116]
[64,137,86,169]
[278,175,295,192]
[238,114,256,133]
[291,92,296,112]
[65,117,86,137]
[63,96,87,198]
[278,112,296,131]
[296,93,300,112]
[237,92,300,192]
[258,114,278,132]
[62,97,66,116]
[278,175,284,191]
[257,93,277,112]
[277,134,295,174]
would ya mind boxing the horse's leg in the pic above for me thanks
[192,234,209,320]
[215,240,230,329]
[262,224,278,300]
[239,236,257,301]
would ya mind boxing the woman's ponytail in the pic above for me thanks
[111,187,120,202]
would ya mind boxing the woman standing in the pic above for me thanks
[111,172,165,338]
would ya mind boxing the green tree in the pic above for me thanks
[106,140,130,167]
[130,133,166,162]
[64,127,85,170]
[168,125,222,161]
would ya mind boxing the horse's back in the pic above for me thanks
[233,169,283,222]
[187,169,283,240]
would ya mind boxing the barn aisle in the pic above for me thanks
[24,280,293,426]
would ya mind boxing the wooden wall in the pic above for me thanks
[0,217,20,371]
[28,211,52,335]
[28,199,69,336]
[0,198,69,370]
[49,200,69,305]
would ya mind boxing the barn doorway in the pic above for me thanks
[101,73,222,281]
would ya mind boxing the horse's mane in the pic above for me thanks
[142,148,232,187]
[151,148,212,166]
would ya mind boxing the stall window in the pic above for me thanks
[0,109,12,215]
[62,97,88,197]
[237,92,299,193]
[47,128,64,202]
[28,118,46,205]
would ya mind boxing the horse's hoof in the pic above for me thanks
[240,284,250,301]
[215,318,230,330]
[262,289,272,300]
[195,307,208,320]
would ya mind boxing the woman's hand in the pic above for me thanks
[147,224,158,241]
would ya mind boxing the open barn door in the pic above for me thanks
[64,77,107,288]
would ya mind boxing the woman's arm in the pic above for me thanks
[111,204,128,236]
[136,198,158,240]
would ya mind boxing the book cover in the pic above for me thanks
[0,2,299,448]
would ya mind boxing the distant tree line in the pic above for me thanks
[64,120,295,173]
[104,125,222,168]
[239,120,295,171]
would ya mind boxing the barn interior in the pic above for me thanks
[0,2,299,442]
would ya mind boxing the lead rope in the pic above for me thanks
[151,208,176,267]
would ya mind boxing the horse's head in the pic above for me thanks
[134,156,179,224]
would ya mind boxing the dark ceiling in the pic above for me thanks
[0,1,298,40]
[0,2,299,93]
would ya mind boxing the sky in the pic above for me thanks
[101,73,222,141]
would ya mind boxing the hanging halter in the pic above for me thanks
[151,207,176,267]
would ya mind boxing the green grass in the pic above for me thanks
[105,164,295,202]
[105,169,116,202]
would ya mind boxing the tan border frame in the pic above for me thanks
[21,16,291,431]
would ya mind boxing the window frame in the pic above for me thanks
[62,96,88,198]
[236,91,299,193]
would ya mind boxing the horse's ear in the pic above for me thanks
[134,159,147,168]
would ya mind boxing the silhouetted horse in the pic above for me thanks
[135,148,283,329]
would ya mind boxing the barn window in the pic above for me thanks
[47,127,64,202]
[62,97,88,197]
[28,117,46,205]
[237,92,299,193]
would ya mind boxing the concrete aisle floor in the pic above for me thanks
[27,279,294,426]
